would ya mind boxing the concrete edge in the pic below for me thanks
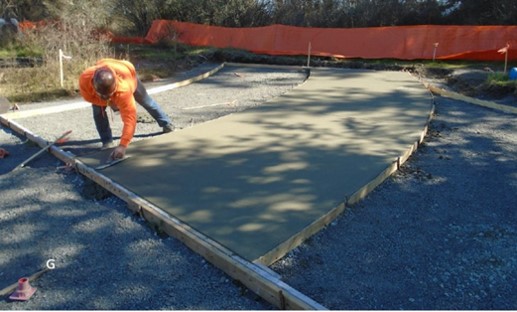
[257,76,436,266]
[1,65,438,308]
[0,113,327,310]
[0,63,226,120]
[225,61,308,71]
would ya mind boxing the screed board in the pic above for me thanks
[79,68,433,262]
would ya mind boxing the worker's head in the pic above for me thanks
[93,67,116,100]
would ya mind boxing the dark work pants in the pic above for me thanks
[92,77,171,144]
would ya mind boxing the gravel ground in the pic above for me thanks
[1,63,516,310]
[271,95,517,309]
[0,64,305,310]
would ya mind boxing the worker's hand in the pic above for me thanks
[109,145,127,160]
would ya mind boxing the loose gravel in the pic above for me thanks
[271,95,517,309]
[1,63,516,310]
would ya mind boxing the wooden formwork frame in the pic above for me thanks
[1,65,446,309]
[427,84,517,115]
[0,114,326,310]
[0,62,325,309]
[257,87,436,265]
[1,63,226,119]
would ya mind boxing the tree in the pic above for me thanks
[176,0,270,27]
[4,0,517,34]
[443,0,517,25]
[397,0,445,25]
[0,0,50,21]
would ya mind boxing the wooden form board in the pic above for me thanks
[0,63,326,309]
[260,104,435,265]
[0,115,326,310]
[76,67,434,265]
[427,84,517,115]
[0,63,225,120]
[1,65,435,309]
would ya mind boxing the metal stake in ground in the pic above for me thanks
[17,130,72,168]
[0,267,50,298]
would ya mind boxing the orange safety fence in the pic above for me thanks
[16,19,517,61]
[18,20,51,31]
[142,20,517,61]
[111,36,151,45]
[18,20,36,30]
[18,20,120,42]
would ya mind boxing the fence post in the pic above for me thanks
[59,49,64,88]
[432,42,439,61]
[307,41,312,68]
[59,49,72,88]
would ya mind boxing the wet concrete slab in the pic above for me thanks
[79,68,433,262]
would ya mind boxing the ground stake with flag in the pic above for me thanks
[498,43,510,73]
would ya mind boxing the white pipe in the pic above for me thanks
[59,49,64,88]
[307,41,312,68]
[59,49,72,88]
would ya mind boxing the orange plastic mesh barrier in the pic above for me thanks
[18,20,51,31]
[144,20,517,61]
[111,36,150,45]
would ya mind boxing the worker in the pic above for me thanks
[79,58,174,160]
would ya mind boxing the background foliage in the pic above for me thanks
[1,0,515,103]
[2,0,517,35]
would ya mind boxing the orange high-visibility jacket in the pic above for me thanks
[79,58,138,147]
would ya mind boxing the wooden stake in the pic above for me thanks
[0,116,326,310]
[504,49,508,73]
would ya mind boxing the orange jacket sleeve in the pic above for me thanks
[79,58,139,147]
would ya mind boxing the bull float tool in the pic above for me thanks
[17,130,72,168]
[95,155,131,170]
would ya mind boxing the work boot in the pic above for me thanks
[101,141,115,150]
[163,123,175,133]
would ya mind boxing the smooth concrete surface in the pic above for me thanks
[79,68,433,262]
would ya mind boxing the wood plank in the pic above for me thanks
[76,161,326,309]
[0,101,90,120]
[0,114,327,310]
[0,63,225,120]
[147,63,224,95]
[2,66,435,309]
[76,68,433,264]
[258,99,435,265]
[427,84,517,115]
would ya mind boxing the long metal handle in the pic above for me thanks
[18,130,72,168]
